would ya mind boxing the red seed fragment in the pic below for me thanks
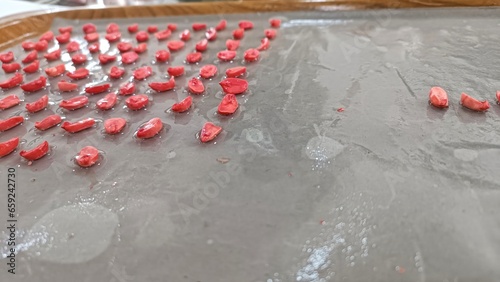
[0,51,14,63]
[119,82,135,95]
[45,64,66,77]
[82,23,97,34]
[106,22,120,33]
[99,54,117,64]
[133,43,148,54]
[205,28,217,41]
[232,28,244,40]
[75,146,99,168]
[121,51,139,64]
[67,68,89,80]
[96,92,118,110]
[58,80,78,92]
[136,31,149,42]
[71,53,87,65]
[59,26,73,34]
[196,39,208,52]
[147,25,158,33]
[180,29,191,41]
[109,66,125,79]
[0,73,23,89]
[0,94,20,110]
[128,23,139,33]
[244,48,260,62]
[460,93,490,111]
[104,118,127,134]
[192,23,207,31]
[217,50,236,61]
[61,118,95,133]
[56,32,71,44]
[226,66,246,78]
[167,23,177,31]
[25,95,48,113]
[219,78,248,94]
[171,96,192,113]
[105,32,121,42]
[136,117,163,139]
[0,137,19,158]
[217,93,239,115]
[149,77,175,92]
[257,37,270,51]
[23,60,39,74]
[155,29,172,41]
[20,141,49,161]
[2,63,21,73]
[496,91,500,104]
[270,18,281,28]
[22,50,38,64]
[337,108,345,112]
[39,31,54,42]
[167,66,184,77]
[22,41,36,51]
[21,76,47,92]
[200,64,217,79]
[60,96,89,110]
[226,39,240,51]
[0,116,24,131]
[428,87,449,108]
[265,29,277,40]
[215,19,227,31]
[84,32,99,42]
[66,41,80,53]
[186,52,202,64]
[44,49,61,61]
[126,94,149,110]
[117,41,133,53]
[200,122,222,143]
[239,20,254,30]
[188,77,205,94]
[85,83,111,95]
[35,40,48,52]
[133,66,153,80]
[155,50,170,62]
[167,40,185,52]
[88,42,100,53]
[34,114,62,130]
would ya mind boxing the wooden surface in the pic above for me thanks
[1,0,500,50]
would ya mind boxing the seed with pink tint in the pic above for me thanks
[75,146,99,168]
[126,94,149,110]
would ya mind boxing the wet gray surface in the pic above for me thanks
[1,7,500,282]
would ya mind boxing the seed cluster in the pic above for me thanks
[0,18,282,167]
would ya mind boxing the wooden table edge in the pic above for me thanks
[1,0,500,50]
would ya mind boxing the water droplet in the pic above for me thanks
[166,150,176,159]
